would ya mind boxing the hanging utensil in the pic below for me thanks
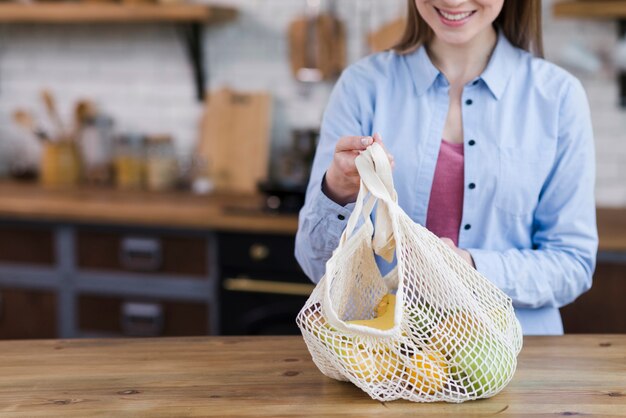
[41,89,67,140]
[12,109,50,142]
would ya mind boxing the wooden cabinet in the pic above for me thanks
[0,223,216,339]
[0,288,56,339]
[0,224,54,265]
[561,261,626,333]
[76,228,208,277]
[78,295,209,337]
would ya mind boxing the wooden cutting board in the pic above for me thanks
[368,18,406,53]
[288,13,346,81]
[197,88,272,194]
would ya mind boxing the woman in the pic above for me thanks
[295,0,597,335]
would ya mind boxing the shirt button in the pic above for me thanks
[468,139,476,146]
[464,224,472,230]
[465,99,473,106]
[468,183,476,190]
[337,214,345,220]
[472,80,479,86]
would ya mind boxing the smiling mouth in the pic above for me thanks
[435,7,476,22]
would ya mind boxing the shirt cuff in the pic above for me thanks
[466,248,506,291]
[307,175,355,241]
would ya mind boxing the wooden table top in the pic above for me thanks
[0,335,624,416]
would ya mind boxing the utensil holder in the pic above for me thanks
[40,140,80,188]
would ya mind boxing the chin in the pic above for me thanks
[433,29,480,46]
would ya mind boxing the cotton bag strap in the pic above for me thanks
[323,143,403,337]
[341,143,397,261]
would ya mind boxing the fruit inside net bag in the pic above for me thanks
[297,142,522,403]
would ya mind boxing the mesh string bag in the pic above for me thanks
[297,143,522,403]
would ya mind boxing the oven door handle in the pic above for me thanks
[223,277,314,297]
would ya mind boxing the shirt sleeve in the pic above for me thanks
[295,68,371,283]
[467,79,598,309]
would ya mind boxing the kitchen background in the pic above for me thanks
[0,0,624,339]
[0,0,624,203]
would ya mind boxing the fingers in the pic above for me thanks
[335,136,374,152]
[334,151,359,177]
[372,132,395,169]
[327,133,395,204]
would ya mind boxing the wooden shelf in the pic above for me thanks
[0,3,237,24]
[553,0,626,19]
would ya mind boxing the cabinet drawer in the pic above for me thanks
[220,270,313,335]
[76,229,208,277]
[0,288,57,339]
[0,225,54,265]
[78,295,209,337]
[219,233,302,274]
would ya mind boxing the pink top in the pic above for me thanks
[425,139,465,246]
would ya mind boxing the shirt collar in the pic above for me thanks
[402,30,521,100]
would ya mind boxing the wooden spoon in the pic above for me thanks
[12,109,49,142]
[41,89,66,139]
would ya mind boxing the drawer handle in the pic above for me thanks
[224,277,314,297]
[249,244,270,261]
[119,237,162,272]
[121,302,163,337]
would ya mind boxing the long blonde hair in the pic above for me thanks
[393,0,544,57]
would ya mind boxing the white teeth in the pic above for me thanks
[439,9,472,21]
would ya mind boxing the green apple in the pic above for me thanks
[409,299,440,338]
[451,336,515,397]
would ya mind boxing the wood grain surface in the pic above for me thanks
[553,1,626,19]
[1,183,625,249]
[0,3,237,24]
[0,182,298,234]
[0,335,624,416]
[198,88,272,194]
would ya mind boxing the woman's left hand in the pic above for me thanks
[441,238,475,268]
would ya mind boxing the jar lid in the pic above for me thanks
[116,133,144,146]
[145,134,172,144]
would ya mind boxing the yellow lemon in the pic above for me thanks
[347,294,396,331]
[342,344,378,382]
[373,348,403,382]
[404,351,448,395]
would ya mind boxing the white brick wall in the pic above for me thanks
[0,0,624,205]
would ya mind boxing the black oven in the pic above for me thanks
[218,233,314,335]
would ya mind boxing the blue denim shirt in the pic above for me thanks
[295,32,598,335]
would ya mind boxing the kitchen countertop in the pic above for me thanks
[0,182,625,250]
[0,335,624,416]
[0,181,298,234]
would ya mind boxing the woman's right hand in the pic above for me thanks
[323,133,394,206]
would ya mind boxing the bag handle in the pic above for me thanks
[323,143,404,338]
[360,143,397,262]
[340,143,397,261]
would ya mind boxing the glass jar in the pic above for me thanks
[79,115,114,185]
[114,133,144,190]
[145,134,177,192]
